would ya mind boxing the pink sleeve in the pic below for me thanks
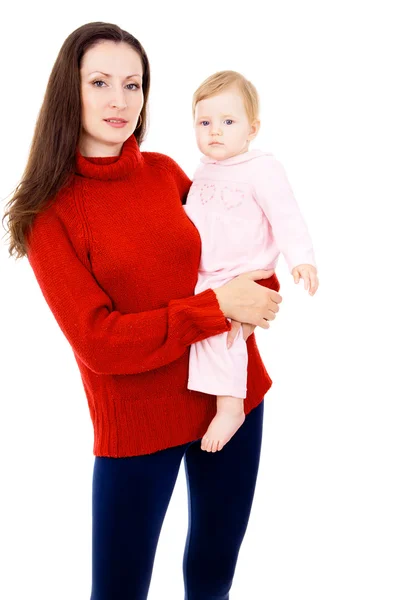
[252,156,317,273]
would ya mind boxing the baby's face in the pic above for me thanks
[194,87,257,161]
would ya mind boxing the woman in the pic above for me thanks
[3,22,282,600]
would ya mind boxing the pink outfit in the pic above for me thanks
[184,149,316,398]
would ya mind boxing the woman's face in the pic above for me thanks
[79,40,144,155]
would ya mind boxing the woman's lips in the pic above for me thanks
[104,119,128,128]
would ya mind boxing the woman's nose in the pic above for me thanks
[110,87,128,109]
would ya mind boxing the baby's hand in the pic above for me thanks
[292,264,319,296]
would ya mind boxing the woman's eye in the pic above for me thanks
[92,80,140,90]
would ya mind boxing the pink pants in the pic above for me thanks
[187,271,248,399]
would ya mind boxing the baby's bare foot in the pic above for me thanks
[201,396,245,452]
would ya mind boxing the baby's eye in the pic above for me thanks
[200,120,210,126]
[225,119,234,125]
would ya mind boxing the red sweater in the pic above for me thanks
[26,133,280,457]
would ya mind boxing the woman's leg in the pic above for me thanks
[90,443,187,600]
[183,400,264,600]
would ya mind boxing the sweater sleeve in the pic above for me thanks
[157,154,192,205]
[252,156,317,273]
[26,204,231,377]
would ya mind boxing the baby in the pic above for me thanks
[183,70,319,453]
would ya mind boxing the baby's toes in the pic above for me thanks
[210,440,219,453]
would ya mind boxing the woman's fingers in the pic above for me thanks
[214,272,282,327]
[259,290,282,324]
[226,319,242,347]
[228,321,257,344]
[246,269,275,281]
[267,302,279,319]
[242,323,256,341]
[270,290,283,305]
[264,299,281,321]
[227,321,257,345]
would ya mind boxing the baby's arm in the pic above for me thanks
[251,156,318,294]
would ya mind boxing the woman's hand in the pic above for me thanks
[227,320,256,348]
[214,269,282,328]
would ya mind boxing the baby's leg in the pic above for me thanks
[201,395,246,452]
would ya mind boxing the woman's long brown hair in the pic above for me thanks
[2,22,151,259]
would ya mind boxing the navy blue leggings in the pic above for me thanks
[90,400,264,600]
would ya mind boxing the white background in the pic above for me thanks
[1,1,397,599]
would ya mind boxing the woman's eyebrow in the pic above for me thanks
[88,71,142,79]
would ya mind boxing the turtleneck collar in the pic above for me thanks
[75,133,143,181]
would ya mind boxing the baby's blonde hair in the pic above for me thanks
[192,70,260,123]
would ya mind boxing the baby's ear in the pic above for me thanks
[248,119,261,140]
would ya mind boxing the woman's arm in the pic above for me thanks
[26,207,231,377]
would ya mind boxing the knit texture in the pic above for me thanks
[26,133,280,457]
